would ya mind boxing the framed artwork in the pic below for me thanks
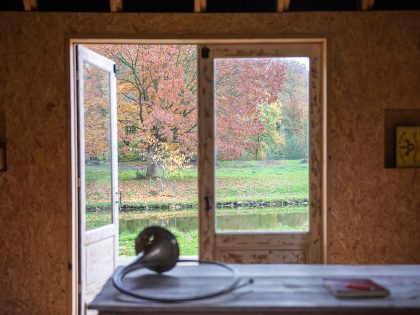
[396,126,420,168]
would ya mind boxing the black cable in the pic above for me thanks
[113,258,253,302]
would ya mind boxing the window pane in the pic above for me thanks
[214,57,310,233]
[83,62,113,230]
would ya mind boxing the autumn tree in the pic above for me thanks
[89,44,198,178]
[253,101,284,160]
[83,63,111,162]
[278,60,309,159]
[215,58,287,160]
[83,45,296,177]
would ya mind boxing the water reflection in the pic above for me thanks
[217,210,308,232]
[119,207,308,234]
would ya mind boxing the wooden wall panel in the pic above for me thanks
[326,15,420,263]
[216,249,306,263]
[0,11,419,315]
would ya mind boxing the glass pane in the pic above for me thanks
[214,57,310,233]
[83,62,113,231]
[87,44,199,257]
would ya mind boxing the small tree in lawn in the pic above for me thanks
[215,58,287,160]
[253,101,284,160]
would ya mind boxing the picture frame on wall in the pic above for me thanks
[396,126,420,168]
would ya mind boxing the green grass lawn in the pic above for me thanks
[119,228,198,257]
[85,159,308,207]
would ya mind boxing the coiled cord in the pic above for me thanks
[113,258,253,303]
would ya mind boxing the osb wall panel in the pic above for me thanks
[0,11,419,315]
[326,15,420,264]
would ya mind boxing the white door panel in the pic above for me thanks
[77,45,119,314]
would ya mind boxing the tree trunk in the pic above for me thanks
[146,159,158,178]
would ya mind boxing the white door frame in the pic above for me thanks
[72,44,119,314]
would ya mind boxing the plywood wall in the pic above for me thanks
[0,11,419,315]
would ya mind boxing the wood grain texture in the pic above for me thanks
[214,233,308,263]
[361,0,375,10]
[22,0,38,11]
[109,0,123,12]
[308,47,324,264]
[89,264,420,314]
[199,45,216,260]
[0,111,6,171]
[216,249,306,263]
[0,11,419,315]
[277,0,291,12]
[326,14,420,264]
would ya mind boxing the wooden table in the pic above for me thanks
[89,264,420,314]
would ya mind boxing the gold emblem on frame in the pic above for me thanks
[396,126,420,168]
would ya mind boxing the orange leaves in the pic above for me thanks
[87,44,198,171]
[215,58,287,160]
[83,45,299,166]
[83,63,112,159]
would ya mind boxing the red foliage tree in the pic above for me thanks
[89,44,197,177]
[215,58,287,160]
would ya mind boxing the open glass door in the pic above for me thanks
[76,45,119,313]
[199,43,325,263]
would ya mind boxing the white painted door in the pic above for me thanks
[198,43,326,264]
[77,45,119,314]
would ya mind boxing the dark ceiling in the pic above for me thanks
[0,0,419,12]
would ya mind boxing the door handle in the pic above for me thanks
[116,191,122,204]
[204,195,211,212]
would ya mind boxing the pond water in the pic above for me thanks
[119,207,309,234]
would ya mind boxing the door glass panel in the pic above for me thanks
[214,57,310,233]
[83,62,113,231]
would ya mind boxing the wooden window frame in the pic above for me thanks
[199,42,327,263]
